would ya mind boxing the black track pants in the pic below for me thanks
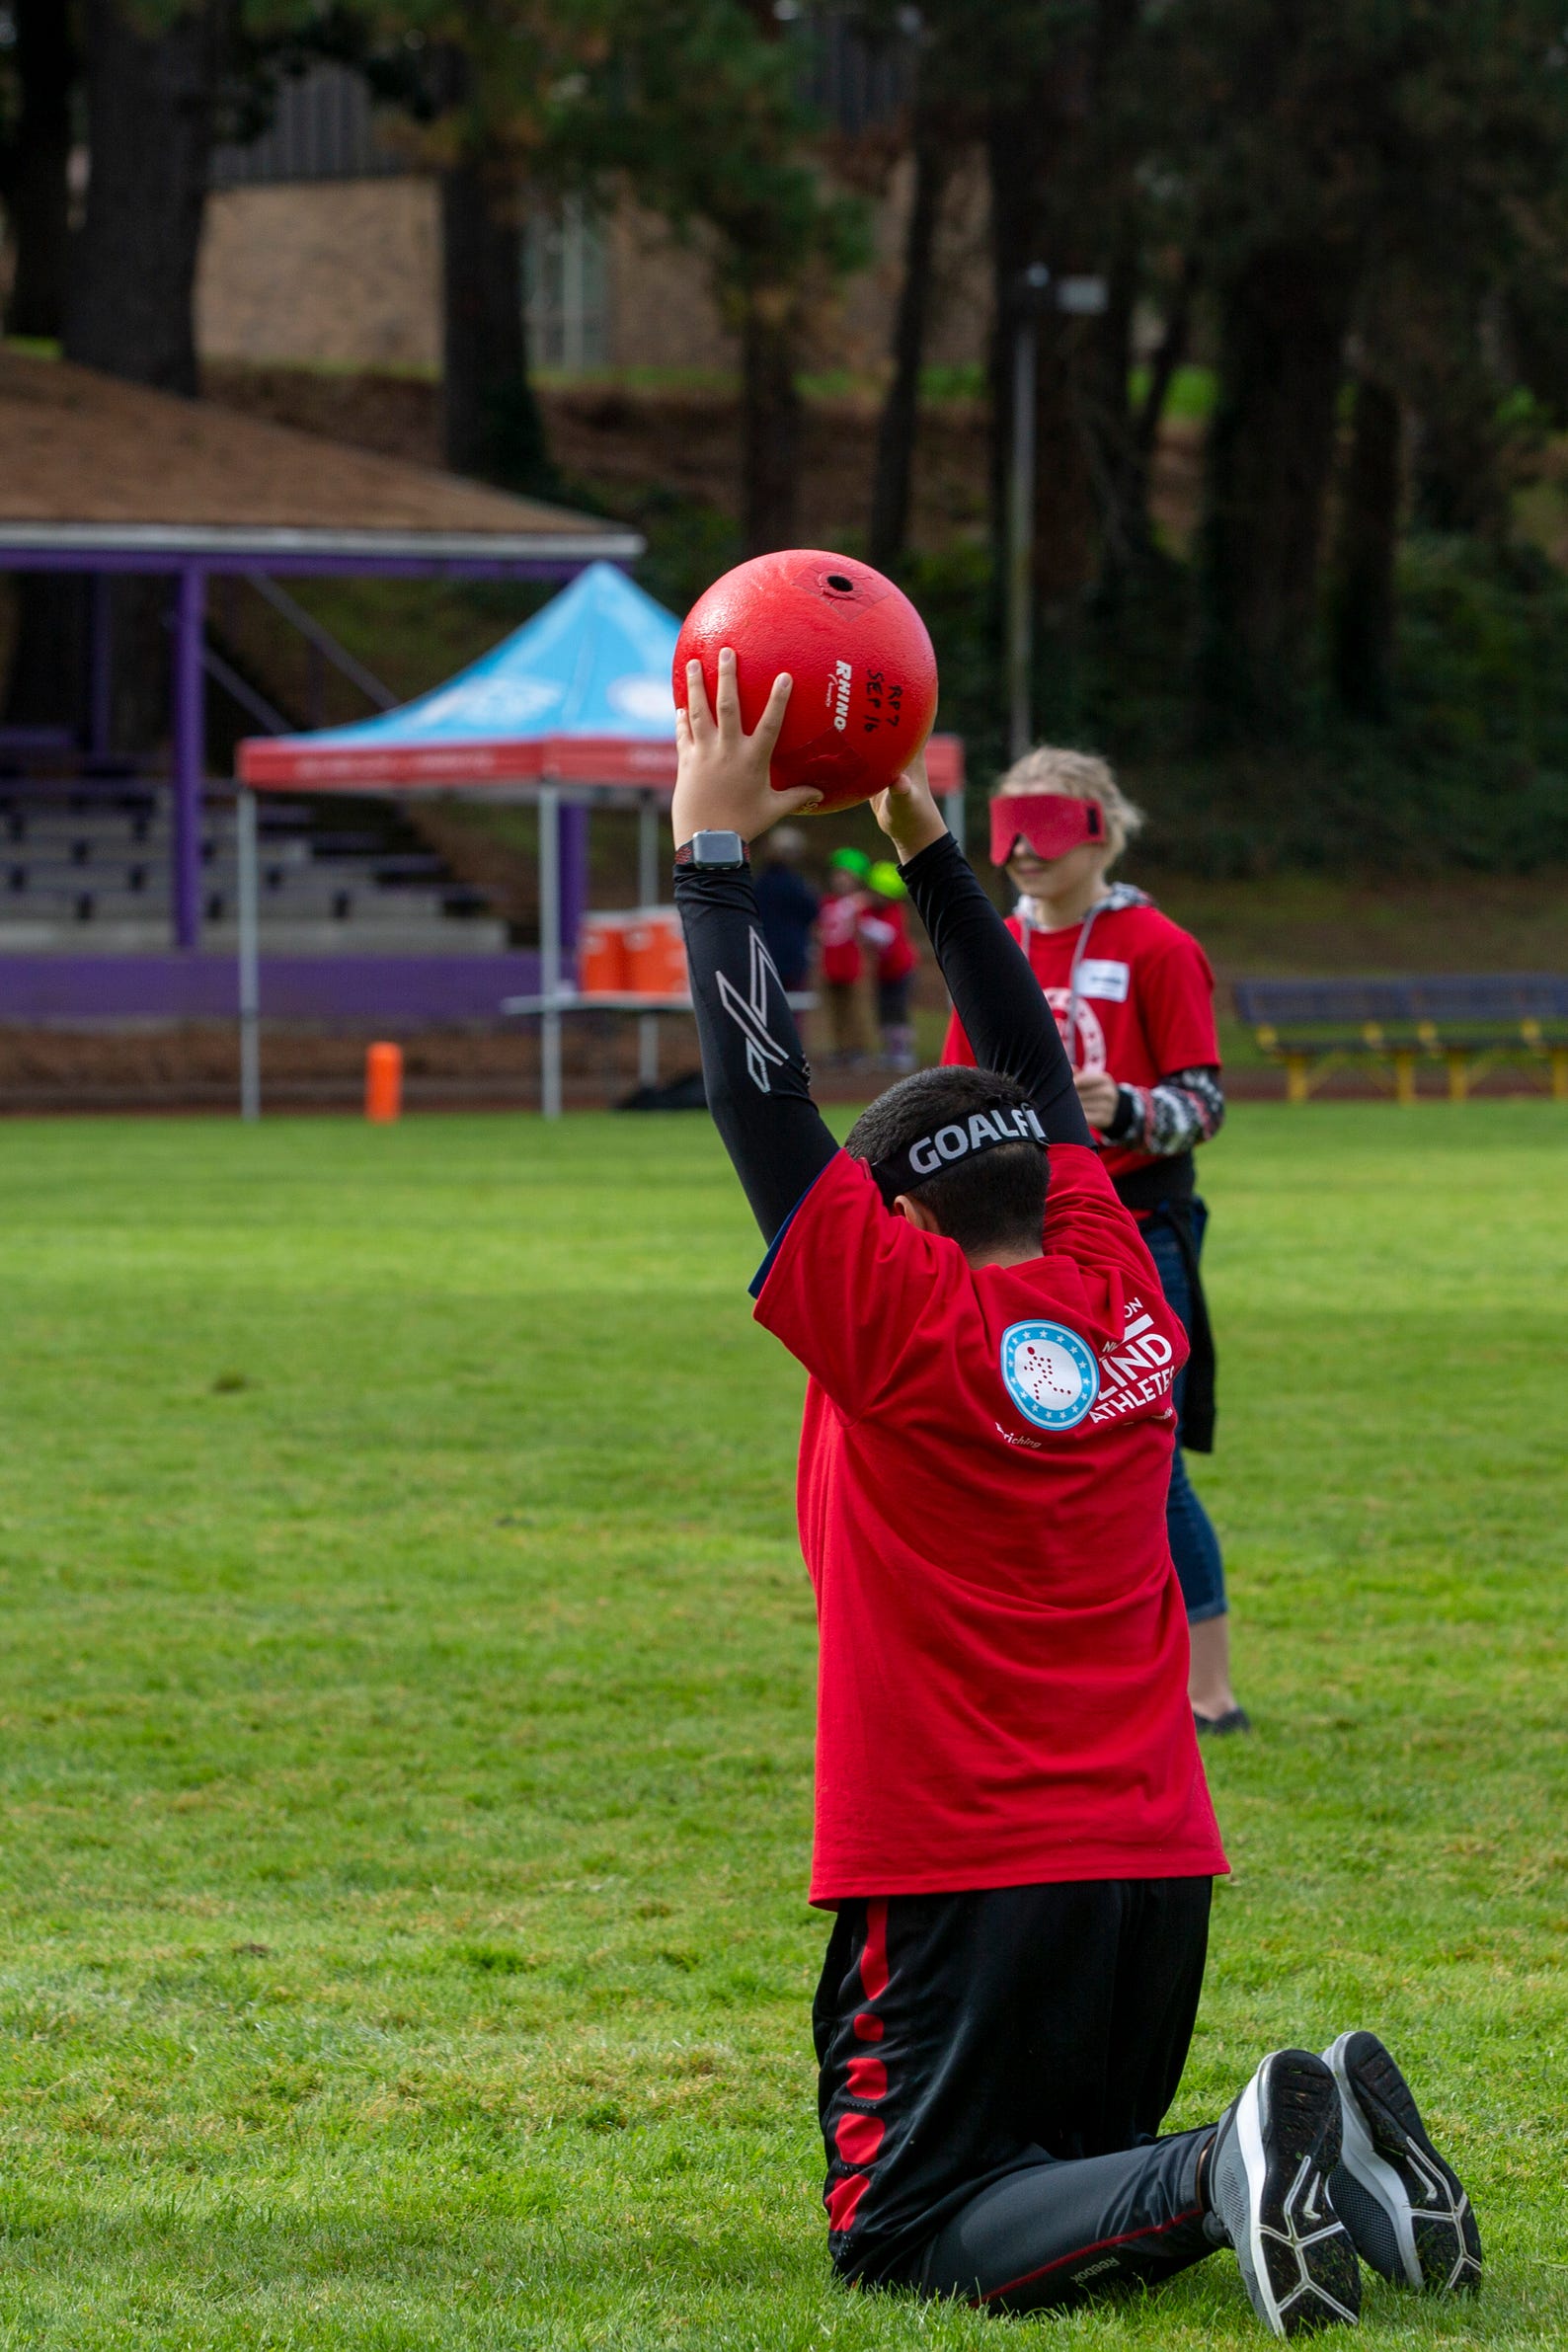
[814,1875,1217,2313]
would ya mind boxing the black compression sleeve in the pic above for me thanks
[900,831,1092,1146]
[673,863,839,1241]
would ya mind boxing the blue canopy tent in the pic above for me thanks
[242,562,683,796]
[236,562,965,1116]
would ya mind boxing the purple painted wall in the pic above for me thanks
[0,954,544,1025]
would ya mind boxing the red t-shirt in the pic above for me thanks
[818,891,864,984]
[859,902,917,983]
[753,1145,1226,1904]
[942,900,1219,1183]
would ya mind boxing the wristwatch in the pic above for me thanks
[674,829,748,869]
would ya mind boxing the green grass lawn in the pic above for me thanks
[0,1104,1564,2348]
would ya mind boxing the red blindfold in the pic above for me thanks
[988,792,1108,866]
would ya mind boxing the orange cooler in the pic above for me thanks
[579,910,632,995]
[624,907,688,997]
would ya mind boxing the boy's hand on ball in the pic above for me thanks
[871,750,947,865]
[1073,1068,1120,1129]
[672,649,822,846]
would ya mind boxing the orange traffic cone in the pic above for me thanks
[365,1041,403,1122]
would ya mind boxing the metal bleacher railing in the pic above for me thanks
[0,778,507,956]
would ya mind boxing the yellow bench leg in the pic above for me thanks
[1285,1053,1310,1104]
[1552,1047,1568,1102]
[1446,1051,1469,1104]
[1393,1050,1417,1105]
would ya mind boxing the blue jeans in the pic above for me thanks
[1141,1204,1226,1625]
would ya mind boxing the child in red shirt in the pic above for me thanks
[666,647,1478,2335]
[817,850,868,1063]
[943,746,1243,1732]
[859,860,918,1070]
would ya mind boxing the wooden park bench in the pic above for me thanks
[1232,975,1568,1103]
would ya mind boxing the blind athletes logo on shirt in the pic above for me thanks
[1000,1319,1100,1432]
[1086,1294,1178,1426]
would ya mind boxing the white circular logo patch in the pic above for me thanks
[1000,1319,1099,1432]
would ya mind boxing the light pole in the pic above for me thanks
[1006,268,1109,761]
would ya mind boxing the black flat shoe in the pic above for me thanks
[1195,1705,1252,1736]
[1321,2030,1481,2294]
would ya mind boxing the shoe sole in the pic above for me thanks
[1228,2051,1362,2336]
[1324,2031,1482,2294]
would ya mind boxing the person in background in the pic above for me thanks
[818,846,870,1066]
[861,860,919,1071]
[754,824,820,995]
[943,745,1246,1736]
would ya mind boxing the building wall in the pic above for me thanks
[196,180,442,372]
[196,163,993,381]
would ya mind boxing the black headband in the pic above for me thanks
[870,1098,1047,1205]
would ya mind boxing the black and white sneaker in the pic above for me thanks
[1322,2031,1482,2295]
[1209,2049,1362,2336]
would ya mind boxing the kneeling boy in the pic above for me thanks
[669,650,1480,2336]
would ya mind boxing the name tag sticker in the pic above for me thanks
[1075,958,1130,1002]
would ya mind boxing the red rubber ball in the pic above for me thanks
[673,550,938,813]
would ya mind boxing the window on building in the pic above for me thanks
[524,200,608,373]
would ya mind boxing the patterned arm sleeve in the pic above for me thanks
[673,862,838,1241]
[1103,1065,1225,1157]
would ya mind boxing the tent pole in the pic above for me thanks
[559,803,588,956]
[637,795,660,1087]
[237,787,261,1121]
[538,785,563,1119]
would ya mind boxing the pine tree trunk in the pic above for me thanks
[1411,402,1505,538]
[17,0,224,742]
[1128,250,1198,530]
[1194,240,1361,740]
[741,289,801,557]
[868,118,951,573]
[1330,374,1402,721]
[1086,216,1142,588]
[440,159,552,495]
[1082,0,1144,585]
[3,0,76,340]
[64,0,230,394]
[985,100,1097,608]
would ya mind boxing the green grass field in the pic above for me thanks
[0,1104,1564,2349]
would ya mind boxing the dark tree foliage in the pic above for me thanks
[412,16,560,498]
[847,0,976,574]
[65,0,236,395]
[581,0,868,554]
[1193,238,1363,740]
[980,1,1113,608]
[879,0,1176,610]
[1330,372,1403,723]
[440,150,552,492]
[1152,0,1568,735]
[0,0,77,339]
[867,92,950,572]
[11,0,1568,797]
